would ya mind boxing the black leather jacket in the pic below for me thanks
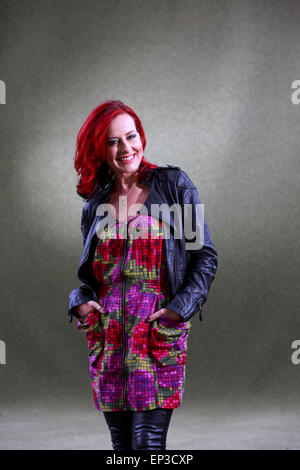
[68,165,218,323]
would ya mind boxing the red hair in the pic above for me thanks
[74,100,157,199]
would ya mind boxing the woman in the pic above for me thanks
[68,100,218,450]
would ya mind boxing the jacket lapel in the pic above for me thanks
[78,168,180,271]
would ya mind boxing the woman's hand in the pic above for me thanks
[75,300,105,319]
[145,307,184,323]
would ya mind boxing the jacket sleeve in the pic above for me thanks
[68,202,96,324]
[165,171,218,322]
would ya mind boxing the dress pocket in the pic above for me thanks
[77,308,105,360]
[149,316,191,367]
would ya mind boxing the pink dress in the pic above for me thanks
[76,214,191,411]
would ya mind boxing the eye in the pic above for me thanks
[107,134,137,146]
[107,139,118,146]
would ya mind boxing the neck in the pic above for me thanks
[114,171,140,194]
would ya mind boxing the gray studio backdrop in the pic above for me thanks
[0,0,300,430]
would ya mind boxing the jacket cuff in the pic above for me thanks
[166,297,204,322]
[68,286,96,324]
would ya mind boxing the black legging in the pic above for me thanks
[103,408,173,450]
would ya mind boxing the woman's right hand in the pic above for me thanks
[75,300,105,319]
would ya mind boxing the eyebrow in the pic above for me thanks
[107,130,136,139]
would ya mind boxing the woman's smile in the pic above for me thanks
[117,153,136,163]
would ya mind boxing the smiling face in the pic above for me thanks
[105,113,144,178]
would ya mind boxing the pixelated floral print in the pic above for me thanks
[77,215,191,411]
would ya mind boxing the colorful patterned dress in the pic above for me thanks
[76,214,191,412]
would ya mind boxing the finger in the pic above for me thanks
[146,309,163,322]
[90,301,104,312]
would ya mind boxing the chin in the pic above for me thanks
[122,159,141,171]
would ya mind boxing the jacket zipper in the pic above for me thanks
[174,237,202,321]
[77,187,113,293]
[174,252,179,291]
[120,227,129,410]
[198,301,203,321]
[77,234,98,297]
[160,181,179,294]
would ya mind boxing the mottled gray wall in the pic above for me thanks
[0,0,299,416]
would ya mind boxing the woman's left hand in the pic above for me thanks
[145,308,184,323]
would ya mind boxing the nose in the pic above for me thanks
[119,137,132,153]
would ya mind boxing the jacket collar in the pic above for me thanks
[79,167,181,269]
[89,166,182,235]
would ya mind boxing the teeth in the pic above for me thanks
[119,154,134,161]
